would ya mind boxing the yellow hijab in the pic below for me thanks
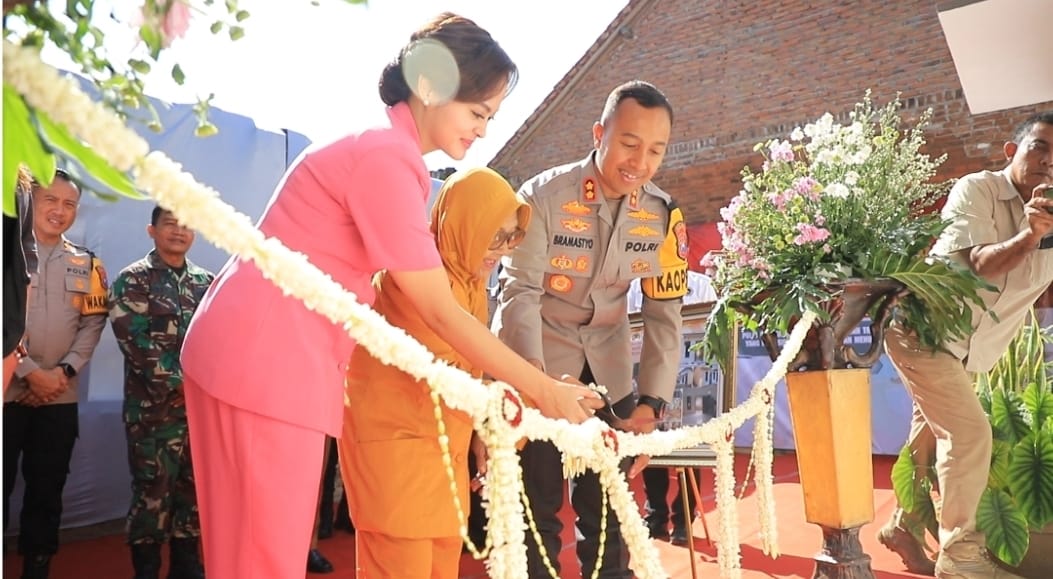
[429,167,531,326]
[357,167,530,378]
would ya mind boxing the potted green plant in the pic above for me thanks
[891,314,1053,577]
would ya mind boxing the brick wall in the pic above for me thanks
[490,0,1052,225]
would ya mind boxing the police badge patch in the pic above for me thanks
[549,274,573,293]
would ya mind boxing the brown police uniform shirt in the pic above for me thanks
[493,153,687,404]
[7,238,108,405]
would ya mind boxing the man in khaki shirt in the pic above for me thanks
[492,81,687,578]
[3,170,107,579]
[881,112,1053,579]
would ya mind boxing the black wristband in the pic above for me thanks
[637,395,667,419]
[58,363,76,378]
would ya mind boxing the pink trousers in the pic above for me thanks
[185,378,326,579]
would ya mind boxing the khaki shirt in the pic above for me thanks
[493,153,685,403]
[933,169,1053,372]
[8,238,108,404]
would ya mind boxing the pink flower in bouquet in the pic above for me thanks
[766,189,794,210]
[763,139,795,170]
[769,140,794,162]
[792,176,821,200]
[793,223,830,245]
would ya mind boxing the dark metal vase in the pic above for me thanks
[754,278,905,372]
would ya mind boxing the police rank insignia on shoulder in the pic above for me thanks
[583,178,597,202]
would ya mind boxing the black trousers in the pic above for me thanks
[520,363,636,579]
[3,402,79,555]
[642,466,699,529]
[319,436,338,528]
[466,447,488,549]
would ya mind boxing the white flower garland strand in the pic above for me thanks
[753,395,780,557]
[713,437,742,579]
[478,391,530,577]
[3,40,818,578]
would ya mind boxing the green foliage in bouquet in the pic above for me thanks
[700,92,992,369]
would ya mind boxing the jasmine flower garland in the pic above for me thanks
[3,40,816,578]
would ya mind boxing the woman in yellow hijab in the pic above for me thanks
[339,167,530,578]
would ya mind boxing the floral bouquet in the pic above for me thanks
[700,92,991,368]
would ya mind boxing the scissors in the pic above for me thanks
[591,386,629,427]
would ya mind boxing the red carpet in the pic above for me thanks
[4,452,932,578]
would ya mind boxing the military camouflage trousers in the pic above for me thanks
[124,419,200,545]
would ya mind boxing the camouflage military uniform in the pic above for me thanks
[109,249,214,545]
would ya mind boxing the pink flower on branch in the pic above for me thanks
[161,2,191,47]
[137,1,192,48]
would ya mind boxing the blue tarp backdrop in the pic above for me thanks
[7,85,311,532]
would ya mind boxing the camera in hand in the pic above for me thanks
[1045,186,1053,214]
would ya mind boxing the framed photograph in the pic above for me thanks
[629,301,737,467]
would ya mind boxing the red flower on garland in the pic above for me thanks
[601,429,619,454]
[501,388,523,427]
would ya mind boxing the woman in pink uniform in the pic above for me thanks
[179,13,601,579]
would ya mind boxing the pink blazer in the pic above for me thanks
[180,103,442,436]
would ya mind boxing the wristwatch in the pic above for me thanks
[58,363,77,378]
[637,395,667,420]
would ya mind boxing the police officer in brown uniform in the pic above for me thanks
[492,81,687,578]
[3,170,108,579]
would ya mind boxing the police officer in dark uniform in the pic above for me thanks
[493,81,687,578]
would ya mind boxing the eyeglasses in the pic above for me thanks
[488,227,526,250]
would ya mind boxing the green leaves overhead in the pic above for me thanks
[3,84,55,216]
[33,106,142,201]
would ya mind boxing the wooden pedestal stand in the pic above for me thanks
[785,368,875,579]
